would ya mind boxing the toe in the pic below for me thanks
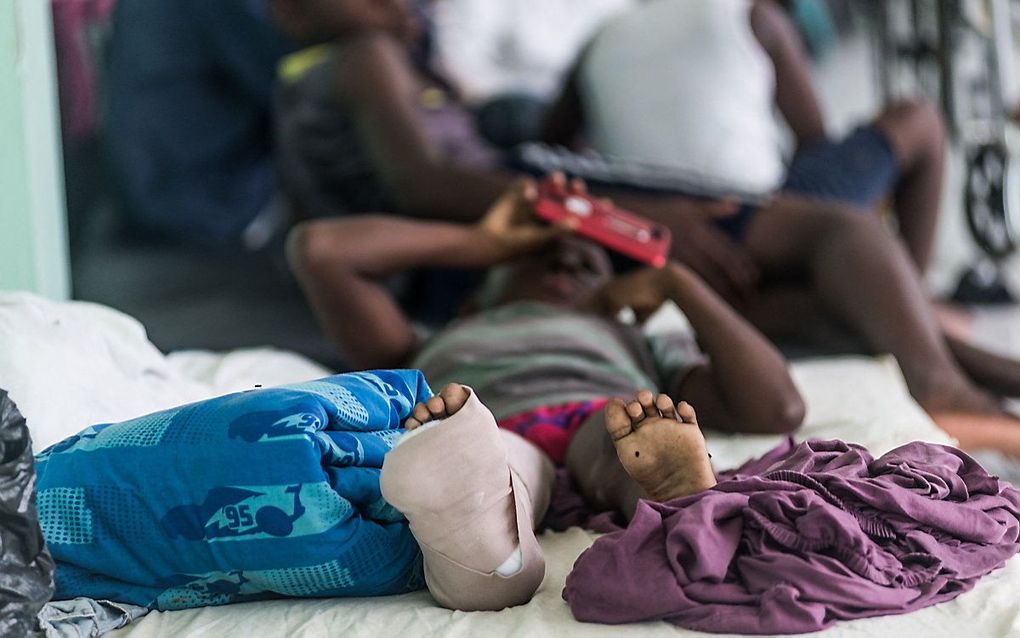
[439,383,469,415]
[413,402,433,424]
[626,400,645,424]
[426,396,448,419]
[404,417,422,430]
[637,390,659,418]
[656,394,677,420]
[677,401,698,425]
[604,399,634,441]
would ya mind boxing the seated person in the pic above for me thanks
[431,0,635,147]
[545,0,944,274]
[104,0,416,246]
[381,381,718,611]
[289,177,804,610]
[275,2,1020,444]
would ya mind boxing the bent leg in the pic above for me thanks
[380,385,553,611]
[743,196,999,415]
[566,391,716,521]
[566,408,645,519]
[873,99,946,272]
[746,283,1020,400]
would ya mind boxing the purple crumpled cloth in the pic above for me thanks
[562,439,1020,634]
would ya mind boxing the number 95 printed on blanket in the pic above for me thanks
[33,370,433,610]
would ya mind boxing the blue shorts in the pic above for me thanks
[716,124,900,240]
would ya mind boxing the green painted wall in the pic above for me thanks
[0,0,69,299]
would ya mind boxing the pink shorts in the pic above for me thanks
[497,399,611,465]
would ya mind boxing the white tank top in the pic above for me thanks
[579,0,785,195]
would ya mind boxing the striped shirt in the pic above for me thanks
[413,302,704,419]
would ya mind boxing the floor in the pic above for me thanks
[70,204,343,368]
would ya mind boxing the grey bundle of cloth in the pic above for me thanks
[0,389,54,637]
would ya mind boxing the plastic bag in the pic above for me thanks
[0,389,55,637]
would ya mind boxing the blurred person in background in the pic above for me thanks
[271,0,765,325]
[545,0,945,277]
[272,0,1020,452]
[538,0,1020,453]
[103,0,418,247]
[431,0,635,148]
[272,0,741,255]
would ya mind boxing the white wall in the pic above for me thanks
[0,0,70,299]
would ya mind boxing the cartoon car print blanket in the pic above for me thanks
[33,370,432,610]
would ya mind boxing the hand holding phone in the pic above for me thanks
[534,180,672,268]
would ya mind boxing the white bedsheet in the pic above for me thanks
[2,293,1017,638]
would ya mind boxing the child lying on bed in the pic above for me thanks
[288,175,805,610]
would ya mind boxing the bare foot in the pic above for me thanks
[404,383,471,430]
[913,370,1003,415]
[604,390,717,502]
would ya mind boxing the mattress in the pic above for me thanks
[2,292,1018,637]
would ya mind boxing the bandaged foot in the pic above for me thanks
[604,390,717,502]
[381,383,550,611]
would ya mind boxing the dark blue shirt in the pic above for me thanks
[105,0,293,244]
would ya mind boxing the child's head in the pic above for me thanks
[473,236,614,311]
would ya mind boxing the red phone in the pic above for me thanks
[534,181,672,268]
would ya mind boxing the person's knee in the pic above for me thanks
[770,390,806,434]
[904,98,944,144]
[878,99,945,161]
[880,98,941,130]
[285,220,335,279]
[744,389,806,435]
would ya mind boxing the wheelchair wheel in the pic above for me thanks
[964,143,1020,259]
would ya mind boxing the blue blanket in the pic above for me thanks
[34,370,432,610]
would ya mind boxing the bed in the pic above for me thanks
[2,292,1019,638]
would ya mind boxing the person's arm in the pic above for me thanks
[287,180,564,369]
[750,0,827,148]
[270,0,419,45]
[542,62,586,148]
[596,191,760,305]
[334,33,513,220]
[583,264,804,434]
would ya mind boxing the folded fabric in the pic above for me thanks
[0,389,55,636]
[35,370,432,610]
[563,439,1020,634]
[38,597,147,638]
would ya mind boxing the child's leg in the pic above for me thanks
[873,99,946,273]
[380,384,553,611]
[565,390,716,520]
